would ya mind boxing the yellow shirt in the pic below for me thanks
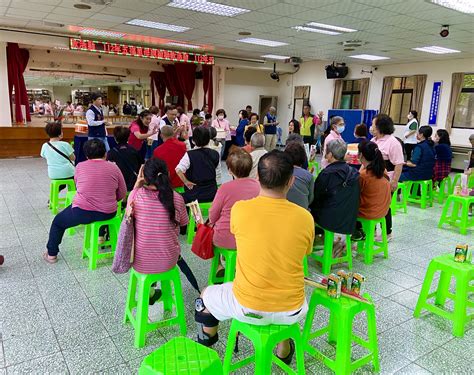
[244,123,264,134]
[299,115,313,137]
[230,196,315,312]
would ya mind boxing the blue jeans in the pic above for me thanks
[88,136,110,152]
[46,205,116,256]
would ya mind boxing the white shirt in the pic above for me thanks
[148,114,162,141]
[249,148,268,179]
[404,119,419,145]
[159,116,179,129]
[86,105,105,127]
[175,146,221,183]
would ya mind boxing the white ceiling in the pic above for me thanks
[0,0,473,64]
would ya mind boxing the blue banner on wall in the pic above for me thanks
[428,81,442,126]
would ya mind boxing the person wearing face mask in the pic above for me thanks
[399,126,435,182]
[321,116,345,169]
[212,109,232,160]
[403,110,419,161]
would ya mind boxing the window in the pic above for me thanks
[340,80,361,109]
[388,77,414,125]
[453,74,474,129]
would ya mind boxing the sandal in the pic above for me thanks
[149,289,163,305]
[276,339,295,365]
[42,252,58,264]
[215,268,225,279]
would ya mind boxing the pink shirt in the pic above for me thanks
[179,113,192,137]
[372,135,404,180]
[73,159,127,213]
[128,121,147,150]
[149,114,161,141]
[130,188,188,274]
[321,130,342,169]
[209,178,260,249]
[212,118,231,141]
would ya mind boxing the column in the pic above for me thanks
[0,42,12,126]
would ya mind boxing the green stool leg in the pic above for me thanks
[254,336,272,374]
[322,231,334,275]
[460,200,469,235]
[222,322,239,373]
[453,274,468,337]
[208,253,221,285]
[420,182,427,209]
[134,276,149,348]
[334,312,352,375]
[187,216,196,245]
[414,263,436,317]
[224,252,237,283]
[366,305,380,372]
[328,310,338,344]
[171,273,187,335]
[346,236,352,271]
[161,280,173,312]
[89,224,100,270]
[435,271,451,307]
[124,271,137,324]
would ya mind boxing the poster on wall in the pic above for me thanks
[428,81,442,126]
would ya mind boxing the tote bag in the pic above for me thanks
[112,202,135,273]
[191,221,214,260]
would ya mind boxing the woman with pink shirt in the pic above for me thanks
[177,106,192,148]
[146,106,161,159]
[209,148,260,276]
[128,110,157,159]
[44,139,127,263]
[212,108,232,160]
[370,114,404,241]
[321,116,345,169]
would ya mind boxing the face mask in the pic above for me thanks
[218,115,224,120]
[337,125,345,133]
[369,126,375,136]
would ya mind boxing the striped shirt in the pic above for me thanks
[130,188,189,274]
[73,159,127,213]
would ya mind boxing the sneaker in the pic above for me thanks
[351,229,366,242]
[376,233,393,242]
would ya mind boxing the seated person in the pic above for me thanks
[40,122,75,192]
[432,129,452,183]
[153,125,187,189]
[400,126,435,182]
[309,139,360,252]
[288,119,300,136]
[44,139,126,263]
[353,123,368,143]
[284,142,314,210]
[286,133,308,170]
[352,141,391,240]
[242,126,257,153]
[176,126,220,203]
[107,126,143,192]
[249,133,267,179]
[195,151,314,366]
[208,127,223,185]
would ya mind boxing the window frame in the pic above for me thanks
[452,73,474,129]
[388,77,413,125]
[340,79,361,109]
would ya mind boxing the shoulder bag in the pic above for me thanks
[112,193,136,273]
[47,142,75,166]
[191,219,215,260]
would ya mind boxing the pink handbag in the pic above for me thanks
[112,203,135,273]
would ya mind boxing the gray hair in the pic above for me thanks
[330,116,344,128]
[470,133,474,141]
[250,132,265,148]
[269,106,276,112]
[286,133,304,145]
[326,139,347,161]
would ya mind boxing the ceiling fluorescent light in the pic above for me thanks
[293,26,340,35]
[80,28,125,38]
[261,54,290,60]
[126,19,190,32]
[412,45,461,54]
[349,54,390,60]
[237,38,288,47]
[306,22,357,33]
[168,0,250,17]
[429,0,474,14]
[166,41,201,49]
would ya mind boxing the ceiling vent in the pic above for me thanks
[338,40,367,48]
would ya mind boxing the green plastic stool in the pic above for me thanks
[139,336,223,375]
[310,228,352,275]
[438,195,474,235]
[391,182,408,215]
[208,247,237,285]
[308,161,320,180]
[302,288,379,375]
[82,215,121,270]
[433,177,452,204]
[175,186,185,194]
[64,191,77,236]
[355,217,388,265]
[450,173,474,192]
[187,202,212,245]
[406,180,434,209]
[223,320,306,374]
[124,266,187,348]
[49,179,76,214]
[413,253,474,337]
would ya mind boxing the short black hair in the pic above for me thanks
[113,126,130,144]
[193,126,211,147]
[205,113,212,120]
[83,139,106,159]
[354,123,368,137]
[209,126,217,139]
[91,92,102,101]
[374,114,395,135]
[257,150,294,191]
[418,125,433,139]
[284,142,307,167]
[193,108,200,116]
[45,121,62,138]
[244,126,257,143]
[240,109,249,119]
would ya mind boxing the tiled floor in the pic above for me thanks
[0,157,472,374]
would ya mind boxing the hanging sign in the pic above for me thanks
[69,38,214,65]
[428,81,442,126]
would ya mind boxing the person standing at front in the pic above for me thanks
[299,104,314,145]
[86,92,110,151]
[403,110,419,161]
[263,106,279,151]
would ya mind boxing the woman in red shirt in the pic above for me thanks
[128,110,156,158]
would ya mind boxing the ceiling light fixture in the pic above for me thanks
[306,22,357,33]
[349,54,390,60]
[166,41,201,49]
[261,54,291,60]
[168,0,249,17]
[412,45,461,54]
[126,19,190,32]
[428,0,474,14]
[80,28,125,38]
[237,38,288,47]
[293,26,340,35]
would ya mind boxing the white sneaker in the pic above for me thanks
[376,233,393,242]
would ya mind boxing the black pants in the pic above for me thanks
[303,136,313,145]
[222,140,233,160]
[404,143,416,161]
[385,191,394,235]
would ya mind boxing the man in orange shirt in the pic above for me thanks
[152,125,186,188]
[194,151,314,365]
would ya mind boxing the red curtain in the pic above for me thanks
[6,43,31,123]
[175,63,196,111]
[150,71,167,114]
[163,64,184,107]
[202,65,213,113]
